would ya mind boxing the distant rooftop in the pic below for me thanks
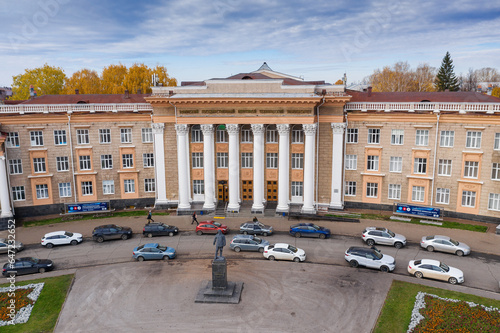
[347,89,500,103]
[21,93,151,104]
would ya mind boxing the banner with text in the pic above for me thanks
[395,203,441,219]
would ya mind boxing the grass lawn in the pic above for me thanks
[374,280,500,333]
[0,274,74,333]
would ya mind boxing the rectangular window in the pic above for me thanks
[192,152,204,168]
[412,186,425,202]
[99,129,111,144]
[11,186,25,201]
[389,156,402,172]
[53,130,67,145]
[30,131,44,146]
[144,178,156,192]
[143,153,154,168]
[346,128,358,143]
[56,156,69,172]
[438,159,452,176]
[463,161,479,178]
[466,131,482,148]
[191,127,203,143]
[388,184,401,200]
[366,182,378,198]
[266,129,278,143]
[440,130,454,147]
[124,179,135,193]
[241,153,253,168]
[495,133,500,150]
[217,152,228,168]
[33,157,46,173]
[367,128,380,144]
[461,190,476,207]
[142,128,153,143]
[58,182,71,198]
[8,159,22,175]
[122,154,134,168]
[193,179,204,195]
[391,129,404,145]
[120,128,132,143]
[102,180,115,194]
[6,132,20,148]
[415,129,429,146]
[413,158,427,174]
[291,153,304,169]
[436,188,450,204]
[76,129,89,145]
[291,181,303,196]
[241,129,253,143]
[366,155,379,171]
[488,193,500,211]
[81,181,93,196]
[101,155,113,169]
[345,155,357,170]
[35,184,49,199]
[216,129,227,143]
[492,163,500,180]
[266,153,278,169]
[291,129,304,144]
[79,155,91,170]
[345,181,356,196]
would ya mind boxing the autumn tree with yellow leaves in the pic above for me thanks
[11,63,66,100]
[101,64,128,94]
[368,62,436,92]
[64,69,102,94]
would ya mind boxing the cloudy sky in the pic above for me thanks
[1,0,499,87]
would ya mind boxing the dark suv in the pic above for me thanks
[143,223,179,238]
[92,224,132,243]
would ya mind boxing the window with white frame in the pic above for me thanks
[366,182,378,197]
[413,158,427,174]
[99,129,111,144]
[76,129,89,145]
[216,129,227,143]
[124,179,135,193]
[391,129,404,145]
[461,190,476,207]
[8,159,22,175]
[437,159,452,176]
[53,130,67,145]
[488,193,500,211]
[345,181,356,196]
[217,152,228,168]
[266,153,278,169]
[241,153,253,168]
[366,155,379,171]
[495,133,500,150]
[142,128,153,143]
[388,184,401,200]
[291,181,303,196]
[120,128,132,143]
[291,129,304,143]
[35,184,49,199]
[56,156,69,172]
[440,130,455,147]
[367,128,380,144]
[79,155,91,170]
[466,131,481,148]
[191,125,203,143]
[143,153,154,168]
[241,128,253,143]
[193,180,204,195]
[30,131,43,146]
[463,161,479,178]
[144,178,155,192]
[412,186,425,202]
[415,129,429,146]
[436,188,450,204]
[33,157,46,173]
[11,186,25,201]
[492,163,500,180]
[345,155,357,170]
[266,128,278,143]
[346,128,358,143]
[389,156,402,172]
[291,153,303,169]
[102,180,115,194]
[122,154,134,168]
[58,182,71,198]
[101,155,113,169]
[81,181,93,196]
[192,152,204,168]
[6,132,20,148]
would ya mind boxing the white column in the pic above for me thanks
[302,124,317,214]
[152,123,168,206]
[330,123,346,209]
[0,155,13,218]
[226,124,240,212]
[276,124,290,212]
[175,124,190,209]
[251,124,265,212]
[201,124,215,210]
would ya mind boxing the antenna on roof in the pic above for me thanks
[151,73,159,87]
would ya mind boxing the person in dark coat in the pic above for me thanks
[213,230,226,259]
[191,212,198,225]
[147,210,154,223]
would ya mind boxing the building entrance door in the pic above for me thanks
[242,180,253,200]
[218,181,228,202]
[267,181,278,201]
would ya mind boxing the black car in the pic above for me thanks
[143,223,179,238]
[2,257,54,276]
[92,224,132,243]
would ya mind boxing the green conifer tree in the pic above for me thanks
[434,52,459,91]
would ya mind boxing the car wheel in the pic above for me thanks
[46,243,54,249]
[96,236,104,243]
[426,246,434,252]
[137,256,145,262]
[162,256,169,261]
[169,232,174,237]
[243,231,248,235]
[258,247,264,253]
[449,277,458,285]
[268,255,275,261]
[319,234,326,239]
[234,247,241,253]
[196,230,203,235]
[366,239,375,246]
[38,268,46,274]
[414,271,423,279]
[70,240,78,246]
[293,257,300,263]
[147,233,153,238]
[456,250,464,257]
[349,260,359,268]
[295,233,301,238]
[394,242,403,249]
[121,234,128,240]
[263,232,268,237]
[380,265,390,273]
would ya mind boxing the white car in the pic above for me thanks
[263,243,306,262]
[41,231,83,248]
[408,259,464,285]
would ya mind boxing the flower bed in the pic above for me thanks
[0,283,44,326]
[408,291,500,332]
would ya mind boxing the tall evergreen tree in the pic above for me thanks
[435,52,459,91]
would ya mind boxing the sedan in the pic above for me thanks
[408,259,464,285]
[0,238,24,254]
[420,235,470,256]
[132,243,176,261]
[263,243,306,262]
[41,231,83,248]
[196,221,228,235]
[230,235,269,253]
[240,222,273,236]
[2,257,54,277]
[289,223,331,239]
[362,227,407,249]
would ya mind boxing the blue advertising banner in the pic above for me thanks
[67,202,109,213]
[395,203,441,219]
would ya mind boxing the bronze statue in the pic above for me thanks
[213,230,226,259]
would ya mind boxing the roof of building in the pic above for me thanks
[21,93,151,104]
[347,90,500,103]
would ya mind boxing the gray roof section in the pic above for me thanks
[255,62,273,72]
[169,93,319,98]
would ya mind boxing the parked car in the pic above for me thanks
[92,224,133,243]
[143,223,179,238]
[0,238,24,254]
[344,246,395,272]
[41,231,83,248]
[132,243,176,261]
[263,243,306,262]
[361,227,406,249]
[196,221,228,235]
[230,235,269,253]
[2,257,54,277]
[420,235,470,256]
[408,259,464,285]
[239,222,273,236]
[289,223,331,239]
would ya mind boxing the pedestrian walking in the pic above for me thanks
[147,210,154,224]
[192,212,198,225]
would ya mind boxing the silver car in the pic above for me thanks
[230,235,269,253]
[0,238,24,254]
[344,246,395,272]
[361,227,407,249]
[420,235,470,256]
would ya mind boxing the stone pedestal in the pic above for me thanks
[195,257,243,304]
[212,257,227,289]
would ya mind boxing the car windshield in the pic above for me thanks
[439,263,450,272]
[449,239,459,246]
[425,235,434,240]
[372,249,383,259]
[136,245,145,250]
[64,232,73,237]
[255,222,265,228]
[30,258,40,264]
[159,246,167,251]
[254,237,262,244]
[387,230,395,237]
[115,226,122,231]
[312,224,320,230]
[287,245,298,253]
[213,222,221,227]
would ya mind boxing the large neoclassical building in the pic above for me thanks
[1,63,500,228]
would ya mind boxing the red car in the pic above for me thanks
[196,221,228,235]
